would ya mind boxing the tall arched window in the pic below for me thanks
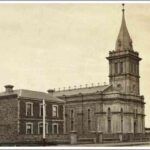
[121,108,123,133]
[134,109,138,134]
[70,109,74,131]
[120,62,123,74]
[87,109,91,131]
[107,107,111,133]
[134,109,137,119]
[115,63,118,74]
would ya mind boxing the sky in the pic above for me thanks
[0,3,149,127]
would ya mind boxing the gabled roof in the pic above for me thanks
[0,89,64,103]
[54,85,111,97]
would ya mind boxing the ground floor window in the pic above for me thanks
[26,122,33,134]
[71,120,74,131]
[38,122,48,134]
[121,119,123,133]
[108,119,111,133]
[88,120,91,131]
[134,121,137,134]
[52,123,59,134]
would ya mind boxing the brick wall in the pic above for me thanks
[19,99,64,135]
[16,134,70,144]
[20,99,63,120]
[0,95,18,143]
[19,120,64,135]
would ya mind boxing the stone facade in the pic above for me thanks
[54,7,145,136]
[55,88,145,135]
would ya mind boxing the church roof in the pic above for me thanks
[54,85,110,97]
[115,4,133,51]
[0,89,64,103]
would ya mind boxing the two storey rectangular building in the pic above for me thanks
[0,85,65,144]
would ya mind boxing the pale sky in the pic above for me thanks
[0,3,149,127]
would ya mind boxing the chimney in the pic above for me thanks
[47,89,55,96]
[5,85,14,92]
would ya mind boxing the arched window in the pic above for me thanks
[107,108,111,133]
[130,62,134,73]
[70,109,74,131]
[121,108,123,118]
[132,84,136,93]
[120,62,123,74]
[133,109,138,134]
[88,109,90,119]
[121,108,123,133]
[108,107,111,117]
[71,110,74,119]
[133,63,136,74]
[136,64,138,74]
[88,109,91,131]
[115,63,118,74]
[134,109,137,119]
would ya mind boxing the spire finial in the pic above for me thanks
[122,3,125,12]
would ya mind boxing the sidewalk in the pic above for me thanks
[59,141,150,147]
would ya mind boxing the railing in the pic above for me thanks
[17,134,70,144]
[78,133,148,143]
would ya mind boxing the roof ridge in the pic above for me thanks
[55,84,109,92]
[14,89,47,94]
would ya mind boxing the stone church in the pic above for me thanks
[54,5,145,135]
[0,4,146,145]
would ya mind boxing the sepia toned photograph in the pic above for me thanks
[0,1,149,147]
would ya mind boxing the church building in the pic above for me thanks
[0,4,146,145]
[54,5,145,136]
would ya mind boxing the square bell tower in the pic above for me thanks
[106,4,141,95]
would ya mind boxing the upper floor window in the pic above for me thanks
[134,109,137,119]
[39,103,43,117]
[88,109,91,120]
[39,103,46,117]
[70,109,74,119]
[26,102,33,116]
[136,64,138,74]
[108,107,111,119]
[115,63,118,74]
[26,122,33,134]
[120,62,123,74]
[52,105,58,117]
[134,63,136,74]
[132,84,136,93]
[131,62,136,74]
[121,108,123,120]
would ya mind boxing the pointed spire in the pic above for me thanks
[115,4,133,51]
